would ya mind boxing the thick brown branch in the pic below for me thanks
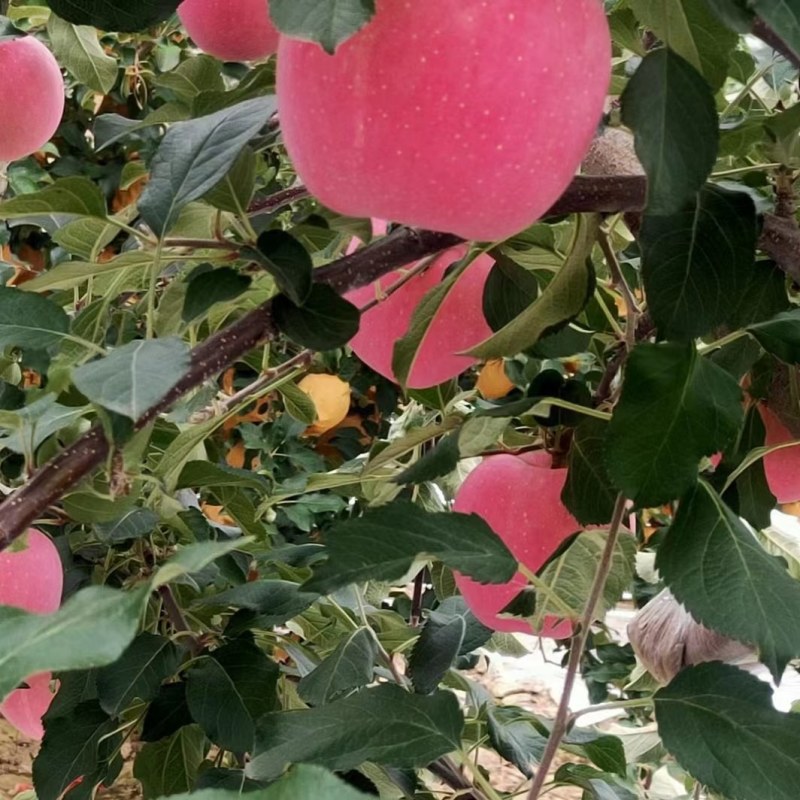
[761,213,800,283]
[247,185,310,215]
[752,17,800,71]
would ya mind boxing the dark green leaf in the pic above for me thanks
[487,705,546,778]
[0,287,69,351]
[96,632,183,716]
[194,769,267,790]
[641,185,758,339]
[244,230,313,307]
[183,268,252,323]
[199,580,320,628]
[0,586,148,704]
[482,255,539,332]
[553,764,637,800]
[33,702,122,800]
[704,0,755,31]
[621,49,718,215]
[247,684,463,781]
[656,662,800,800]
[408,612,465,695]
[563,728,627,777]
[133,725,207,799]
[561,418,617,526]
[273,283,360,351]
[268,0,376,54]
[48,0,180,31]
[749,308,800,364]
[139,96,275,237]
[606,342,743,507]
[141,683,194,743]
[94,508,159,544]
[657,481,800,680]
[298,628,378,706]
[186,637,280,753]
[0,176,106,219]
[752,0,800,62]
[177,461,270,492]
[73,337,191,420]
[303,501,517,594]
[204,146,257,214]
[395,431,461,485]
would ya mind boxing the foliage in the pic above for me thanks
[0,1,797,800]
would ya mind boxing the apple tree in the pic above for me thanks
[0,1,798,798]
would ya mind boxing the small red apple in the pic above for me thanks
[453,450,578,636]
[346,245,493,388]
[178,0,280,62]
[0,528,63,739]
[277,0,611,240]
[0,36,64,162]
[758,404,800,504]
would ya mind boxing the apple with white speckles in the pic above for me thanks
[346,243,494,388]
[277,0,611,241]
[0,528,63,739]
[178,0,279,62]
[454,451,578,636]
[758,404,800,505]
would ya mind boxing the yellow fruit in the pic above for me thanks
[298,374,351,436]
[476,360,514,400]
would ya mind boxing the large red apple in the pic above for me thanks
[0,36,64,162]
[178,0,279,62]
[758,404,800,504]
[453,451,578,636]
[277,0,611,240]
[0,528,63,739]
[346,245,493,388]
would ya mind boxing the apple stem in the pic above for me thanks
[524,492,628,800]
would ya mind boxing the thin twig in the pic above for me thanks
[158,585,201,656]
[247,185,311,215]
[525,493,628,800]
[597,227,639,352]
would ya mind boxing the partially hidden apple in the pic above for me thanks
[346,245,493,389]
[0,528,63,739]
[758,404,800,504]
[277,0,611,240]
[0,36,64,162]
[178,0,279,62]
[453,450,578,636]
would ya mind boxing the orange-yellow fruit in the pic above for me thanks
[178,0,280,62]
[0,36,64,162]
[476,360,515,400]
[298,374,351,435]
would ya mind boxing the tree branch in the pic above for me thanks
[752,17,800,71]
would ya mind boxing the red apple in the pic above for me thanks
[277,0,611,241]
[453,450,578,636]
[346,245,493,388]
[0,36,64,162]
[0,528,63,739]
[758,404,800,504]
[178,0,279,62]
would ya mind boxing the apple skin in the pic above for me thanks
[277,0,611,240]
[758,404,800,504]
[178,0,280,62]
[0,528,63,739]
[453,451,577,636]
[0,37,64,162]
[346,245,493,388]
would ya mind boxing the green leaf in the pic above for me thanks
[176,461,270,492]
[303,501,517,594]
[0,176,107,219]
[482,253,540,332]
[561,418,618,526]
[0,586,148,704]
[94,508,160,544]
[655,662,800,800]
[273,283,360,351]
[0,287,69,351]
[48,0,180,31]
[467,215,598,359]
[204,146,257,213]
[752,0,800,62]
[657,481,800,680]
[153,540,255,588]
[33,702,122,800]
[280,381,319,425]
[298,628,378,706]
[186,637,279,753]
[47,14,118,94]
[167,765,375,800]
[141,683,194,743]
[628,0,739,89]
[621,48,718,215]
[486,705,546,778]
[244,230,313,307]
[268,0,376,54]
[73,337,191,419]
[133,724,207,799]
[748,308,800,364]
[640,185,758,339]
[96,633,183,716]
[703,0,755,31]
[606,342,743,507]
[395,431,461,486]
[0,396,87,455]
[408,609,465,695]
[139,96,275,237]
[182,267,252,323]
[247,684,463,781]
